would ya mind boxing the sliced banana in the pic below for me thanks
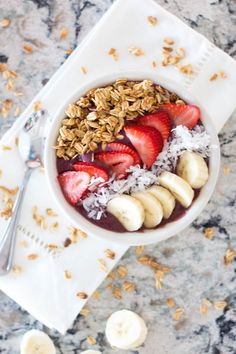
[20,330,56,354]
[158,171,194,208]
[132,191,163,228]
[105,309,148,350]
[107,195,145,231]
[80,351,102,354]
[177,151,209,189]
[147,185,176,219]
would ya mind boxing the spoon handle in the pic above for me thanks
[0,168,33,275]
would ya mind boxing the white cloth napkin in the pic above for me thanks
[0,0,236,334]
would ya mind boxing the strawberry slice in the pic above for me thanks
[124,125,163,169]
[95,152,134,179]
[107,142,141,165]
[138,111,172,140]
[74,162,109,184]
[160,104,200,129]
[58,171,90,205]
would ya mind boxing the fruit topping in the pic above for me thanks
[147,185,176,219]
[107,195,145,232]
[124,125,163,169]
[74,161,109,184]
[95,151,134,179]
[160,104,200,129]
[138,111,172,140]
[176,151,209,189]
[58,171,90,205]
[107,142,141,166]
[132,191,163,228]
[158,171,194,208]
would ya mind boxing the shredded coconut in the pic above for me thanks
[82,125,211,220]
[151,124,211,175]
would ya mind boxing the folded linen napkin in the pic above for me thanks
[0,0,235,334]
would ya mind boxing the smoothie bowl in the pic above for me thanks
[44,72,220,246]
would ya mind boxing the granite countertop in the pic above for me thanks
[0,0,236,353]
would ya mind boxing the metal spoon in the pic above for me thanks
[0,110,47,275]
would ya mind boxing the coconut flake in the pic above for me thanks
[152,125,211,175]
[82,124,211,220]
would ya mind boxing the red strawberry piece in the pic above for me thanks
[124,125,163,169]
[138,111,172,140]
[58,171,90,205]
[160,104,200,129]
[107,142,141,165]
[95,152,134,179]
[73,162,109,184]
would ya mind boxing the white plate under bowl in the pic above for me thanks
[44,70,220,246]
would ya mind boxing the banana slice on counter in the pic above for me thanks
[80,351,102,354]
[177,151,209,189]
[132,191,163,228]
[147,185,176,219]
[105,309,148,350]
[20,330,56,354]
[107,195,145,231]
[158,171,194,208]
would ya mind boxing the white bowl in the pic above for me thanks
[44,71,220,246]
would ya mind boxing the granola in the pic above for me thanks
[147,16,158,26]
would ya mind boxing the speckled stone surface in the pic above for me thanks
[0,0,236,353]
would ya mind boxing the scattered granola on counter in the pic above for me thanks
[76,292,88,300]
[128,47,145,56]
[0,18,11,28]
[33,101,42,112]
[116,265,128,278]
[108,48,119,61]
[46,208,58,217]
[166,298,175,308]
[224,249,236,265]
[80,66,87,74]
[92,291,100,300]
[204,227,215,240]
[60,27,69,40]
[104,248,116,260]
[0,185,18,219]
[210,71,227,81]
[214,301,227,310]
[123,281,136,292]
[80,307,90,317]
[173,308,185,321]
[64,270,72,279]
[12,265,22,273]
[147,16,158,26]
[23,44,33,54]
[27,253,39,261]
[87,335,96,345]
[98,258,109,273]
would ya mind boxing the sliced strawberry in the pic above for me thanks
[58,171,90,205]
[160,104,200,129]
[95,152,134,179]
[138,111,172,140]
[124,125,163,169]
[107,142,141,165]
[73,162,109,184]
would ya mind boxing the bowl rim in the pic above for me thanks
[44,70,220,246]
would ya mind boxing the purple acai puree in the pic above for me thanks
[76,200,187,233]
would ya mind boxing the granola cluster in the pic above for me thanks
[55,79,184,159]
